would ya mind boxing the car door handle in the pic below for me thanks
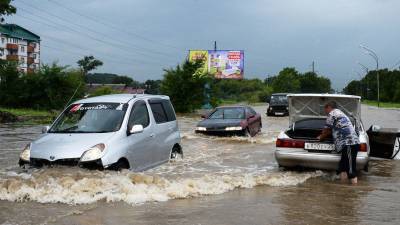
[168,127,174,131]
[150,133,155,138]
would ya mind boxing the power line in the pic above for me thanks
[41,44,144,67]
[16,3,178,61]
[19,0,178,58]
[16,13,165,66]
[47,0,183,51]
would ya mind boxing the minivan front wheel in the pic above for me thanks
[110,158,130,171]
[170,145,183,160]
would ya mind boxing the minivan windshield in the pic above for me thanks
[270,95,288,105]
[50,103,128,133]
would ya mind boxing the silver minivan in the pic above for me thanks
[19,94,182,171]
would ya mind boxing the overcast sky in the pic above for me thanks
[6,0,400,89]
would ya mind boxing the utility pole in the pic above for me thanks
[312,61,315,73]
[214,41,217,51]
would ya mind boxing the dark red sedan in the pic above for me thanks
[195,106,262,137]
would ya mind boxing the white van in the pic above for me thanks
[19,94,182,171]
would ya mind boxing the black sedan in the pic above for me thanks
[195,106,262,137]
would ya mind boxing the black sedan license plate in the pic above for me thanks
[305,143,335,151]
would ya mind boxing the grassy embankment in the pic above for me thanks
[362,100,400,109]
[0,107,57,124]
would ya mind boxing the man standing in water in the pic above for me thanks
[318,101,360,184]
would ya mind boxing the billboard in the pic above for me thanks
[189,50,244,79]
[188,50,208,74]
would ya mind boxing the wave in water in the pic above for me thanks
[0,169,323,205]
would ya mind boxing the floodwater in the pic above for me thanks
[0,105,399,225]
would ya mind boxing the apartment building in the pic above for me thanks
[0,24,40,73]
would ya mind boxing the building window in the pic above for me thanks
[21,46,25,52]
[33,53,36,59]
[1,38,4,44]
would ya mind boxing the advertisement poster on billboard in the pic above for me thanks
[209,50,244,79]
[188,50,244,79]
[188,50,209,74]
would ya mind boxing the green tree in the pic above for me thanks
[112,75,133,85]
[299,72,331,93]
[343,80,362,96]
[344,69,400,102]
[0,60,21,106]
[91,86,122,97]
[0,61,84,109]
[0,0,16,21]
[143,79,162,94]
[77,55,103,76]
[160,60,209,113]
[212,78,272,103]
[272,67,301,93]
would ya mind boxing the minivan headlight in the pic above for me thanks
[20,144,31,162]
[80,143,106,162]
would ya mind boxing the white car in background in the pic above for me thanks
[275,94,369,171]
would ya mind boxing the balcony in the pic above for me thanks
[27,45,34,53]
[6,43,18,50]
[6,55,19,61]
[27,57,34,64]
[27,68,34,74]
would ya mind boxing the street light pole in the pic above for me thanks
[391,60,400,70]
[360,45,379,107]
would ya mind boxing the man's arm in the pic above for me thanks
[318,128,331,141]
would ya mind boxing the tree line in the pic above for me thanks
[343,69,400,102]
[0,56,333,113]
[160,60,332,112]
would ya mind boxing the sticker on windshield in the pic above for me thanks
[70,104,83,112]
[69,103,125,112]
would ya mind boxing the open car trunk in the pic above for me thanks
[288,94,361,126]
[286,94,361,142]
[285,118,333,142]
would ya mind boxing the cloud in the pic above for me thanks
[6,0,400,88]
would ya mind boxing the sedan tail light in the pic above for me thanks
[276,138,305,148]
[359,143,368,152]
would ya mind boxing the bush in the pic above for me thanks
[160,60,209,113]
[90,86,122,97]
[344,69,400,103]
[0,61,85,109]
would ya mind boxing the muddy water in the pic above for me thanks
[0,105,399,225]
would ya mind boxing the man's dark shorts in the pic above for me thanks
[338,144,359,179]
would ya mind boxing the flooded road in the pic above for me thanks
[0,105,399,225]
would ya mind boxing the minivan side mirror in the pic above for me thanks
[129,124,144,134]
[42,126,50,133]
